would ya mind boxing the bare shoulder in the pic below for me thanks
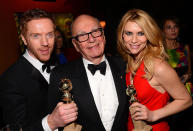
[152,58,182,91]
[153,58,175,77]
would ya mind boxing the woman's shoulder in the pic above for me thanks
[153,58,174,76]
[152,59,179,84]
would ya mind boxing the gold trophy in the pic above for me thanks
[59,78,82,131]
[126,85,152,131]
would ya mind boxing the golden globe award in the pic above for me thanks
[59,78,73,103]
[126,85,152,131]
[59,78,82,131]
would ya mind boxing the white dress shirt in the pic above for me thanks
[23,50,55,131]
[83,56,119,131]
[23,50,50,83]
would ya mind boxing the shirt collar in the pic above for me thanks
[23,49,44,71]
[83,55,106,66]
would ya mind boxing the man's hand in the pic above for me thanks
[47,102,78,130]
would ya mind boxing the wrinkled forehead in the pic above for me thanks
[72,15,101,35]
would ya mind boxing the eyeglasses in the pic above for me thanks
[72,28,103,43]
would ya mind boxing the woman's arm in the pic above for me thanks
[131,60,192,122]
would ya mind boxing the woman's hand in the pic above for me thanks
[130,102,156,122]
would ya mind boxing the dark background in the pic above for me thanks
[0,0,192,74]
[89,0,193,55]
[0,0,193,129]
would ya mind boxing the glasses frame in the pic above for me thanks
[72,28,103,43]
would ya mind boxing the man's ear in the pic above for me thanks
[72,39,80,52]
[21,34,28,46]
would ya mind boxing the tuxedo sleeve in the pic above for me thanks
[0,75,44,131]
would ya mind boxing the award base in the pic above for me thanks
[63,123,82,131]
[130,107,152,131]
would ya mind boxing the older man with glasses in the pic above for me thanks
[48,14,128,131]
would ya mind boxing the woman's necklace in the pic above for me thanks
[126,73,138,103]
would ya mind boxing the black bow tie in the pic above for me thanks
[42,63,51,73]
[88,61,107,75]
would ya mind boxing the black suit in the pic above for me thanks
[48,56,128,131]
[0,56,49,131]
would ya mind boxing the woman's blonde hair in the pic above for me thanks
[117,9,168,79]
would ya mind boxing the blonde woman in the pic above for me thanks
[117,9,192,131]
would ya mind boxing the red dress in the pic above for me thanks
[126,63,170,131]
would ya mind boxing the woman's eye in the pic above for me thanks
[138,32,144,36]
[125,32,132,36]
[166,25,171,29]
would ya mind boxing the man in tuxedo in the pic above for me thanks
[0,8,78,131]
[48,14,128,131]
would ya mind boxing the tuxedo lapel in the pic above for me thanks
[21,56,49,87]
[107,57,127,130]
[30,67,48,87]
[71,58,105,130]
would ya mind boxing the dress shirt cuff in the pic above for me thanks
[42,115,58,131]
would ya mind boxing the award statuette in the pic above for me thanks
[59,78,82,131]
[59,78,73,103]
[126,84,152,131]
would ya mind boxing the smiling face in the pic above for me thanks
[71,15,105,64]
[163,20,179,40]
[21,18,55,62]
[123,21,147,58]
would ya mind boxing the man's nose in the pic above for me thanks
[41,36,48,46]
[88,33,95,43]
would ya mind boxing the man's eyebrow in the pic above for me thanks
[29,33,40,36]
[76,28,101,35]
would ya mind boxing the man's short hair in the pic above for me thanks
[19,8,55,36]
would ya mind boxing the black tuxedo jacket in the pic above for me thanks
[48,56,128,131]
[0,56,49,131]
